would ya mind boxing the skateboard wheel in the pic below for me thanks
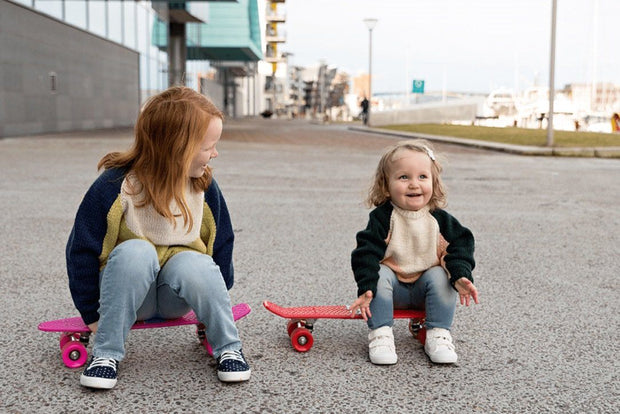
[290,327,314,352]
[196,324,207,342]
[408,319,422,336]
[59,332,80,350]
[417,328,426,345]
[203,340,214,357]
[408,319,426,345]
[287,320,302,337]
[61,341,88,368]
[59,333,71,350]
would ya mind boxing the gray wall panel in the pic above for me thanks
[0,1,140,137]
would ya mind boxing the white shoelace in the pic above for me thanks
[88,357,117,370]
[219,350,244,363]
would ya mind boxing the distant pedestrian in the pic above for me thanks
[360,97,369,125]
[612,112,620,132]
[350,139,478,365]
[67,86,250,389]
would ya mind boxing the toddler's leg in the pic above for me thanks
[367,265,407,365]
[94,239,160,361]
[411,266,457,330]
[368,265,400,329]
[411,266,458,363]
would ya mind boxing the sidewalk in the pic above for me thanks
[349,125,620,158]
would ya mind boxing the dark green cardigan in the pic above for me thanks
[351,202,475,297]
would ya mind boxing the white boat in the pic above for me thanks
[482,88,517,117]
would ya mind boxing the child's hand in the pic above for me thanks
[349,290,373,321]
[88,321,98,334]
[454,278,479,306]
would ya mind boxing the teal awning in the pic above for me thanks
[153,0,262,62]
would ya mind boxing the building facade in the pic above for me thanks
[1,0,263,137]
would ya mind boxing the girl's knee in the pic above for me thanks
[104,240,158,280]
[163,252,225,291]
[111,240,157,262]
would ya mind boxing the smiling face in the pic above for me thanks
[189,117,222,178]
[386,149,433,211]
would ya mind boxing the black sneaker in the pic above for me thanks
[80,356,119,389]
[217,349,251,382]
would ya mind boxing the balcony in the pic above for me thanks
[265,34,286,43]
[266,12,286,23]
[264,48,287,63]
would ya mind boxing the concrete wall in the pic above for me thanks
[371,98,485,126]
[0,1,140,137]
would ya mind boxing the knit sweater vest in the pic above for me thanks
[382,204,447,282]
[121,174,203,246]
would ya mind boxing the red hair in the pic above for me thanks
[98,86,223,230]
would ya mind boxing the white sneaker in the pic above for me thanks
[424,328,458,364]
[368,326,398,365]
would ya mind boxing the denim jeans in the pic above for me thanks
[368,264,457,331]
[93,239,241,360]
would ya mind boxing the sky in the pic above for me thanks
[282,0,620,95]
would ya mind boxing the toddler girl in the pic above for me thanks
[350,139,478,364]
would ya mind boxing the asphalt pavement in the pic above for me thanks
[1,118,618,413]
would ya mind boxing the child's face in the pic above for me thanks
[189,117,222,178]
[386,149,433,211]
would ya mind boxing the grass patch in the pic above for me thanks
[382,123,620,147]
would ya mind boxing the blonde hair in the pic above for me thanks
[366,139,447,210]
[98,86,224,230]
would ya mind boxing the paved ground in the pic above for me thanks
[1,118,618,413]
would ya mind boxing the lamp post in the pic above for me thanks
[547,0,557,146]
[363,18,378,126]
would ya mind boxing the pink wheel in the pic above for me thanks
[59,332,81,350]
[59,333,72,350]
[290,327,314,352]
[61,341,88,368]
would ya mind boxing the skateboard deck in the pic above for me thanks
[39,303,251,368]
[263,301,426,352]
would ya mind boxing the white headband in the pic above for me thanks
[424,147,436,161]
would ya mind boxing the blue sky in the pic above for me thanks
[283,0,620,94]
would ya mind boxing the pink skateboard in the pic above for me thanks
[38,303,251,368]
[263,301,426,352]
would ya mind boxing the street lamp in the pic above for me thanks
[546,0,557,147]
[363,18,378,126]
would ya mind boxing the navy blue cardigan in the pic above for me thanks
[66,168,235,325]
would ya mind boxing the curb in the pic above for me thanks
[348,126,620,158]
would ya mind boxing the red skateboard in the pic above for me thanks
[38,303,251,368]
[263,301,426,352]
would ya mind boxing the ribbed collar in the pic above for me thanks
[390,203,430,219]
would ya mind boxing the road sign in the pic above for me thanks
[412,79,425,94]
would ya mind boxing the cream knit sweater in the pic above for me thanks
[382,204,448,282]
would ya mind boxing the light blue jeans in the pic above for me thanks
[93,239,241,360]
[368,264,457,330]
